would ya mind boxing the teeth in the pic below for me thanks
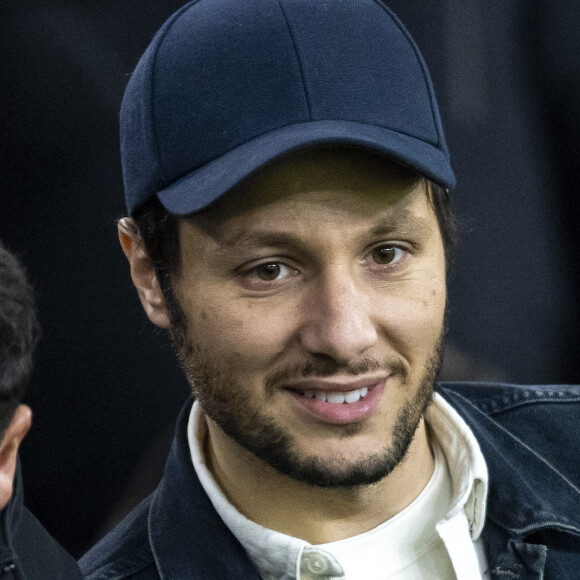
[327,392,345,404]
[344,390,360,403]
[301,387,369,404]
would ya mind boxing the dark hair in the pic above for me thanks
[0,243,40,435]
[427,180,458,267]
[132,200,181,300]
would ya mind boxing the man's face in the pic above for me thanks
[169,149,447,488]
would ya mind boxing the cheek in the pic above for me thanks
[378,275,446,355]
[182,295,296,369]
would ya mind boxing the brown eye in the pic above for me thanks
[371,246,400,264]
[256,263,281,280]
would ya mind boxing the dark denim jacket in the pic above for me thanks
[80,383,580,579]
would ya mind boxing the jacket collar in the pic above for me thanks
[150,385,580,578]
[0,460,22,566]
[148,398,261,580]
[438,383,580,541]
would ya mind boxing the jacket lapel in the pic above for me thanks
[148,399,262,580]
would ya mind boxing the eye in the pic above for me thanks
[255,262,285,281]
[371,245,404,265]
[241,261,298,289]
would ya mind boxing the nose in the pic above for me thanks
[298,269,378,364]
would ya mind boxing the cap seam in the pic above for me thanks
[371,0,443,149]
[276,0,313,120]
[124,0,456,214]
[149,0,205,185]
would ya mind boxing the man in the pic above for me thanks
[80,0,580,578]
[0,242,83,579]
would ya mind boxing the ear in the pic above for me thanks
[0,405,32,510]
[118,218,171,329]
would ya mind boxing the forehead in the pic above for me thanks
[191,148,428,229]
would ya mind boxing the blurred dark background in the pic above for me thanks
[1,0,578,559]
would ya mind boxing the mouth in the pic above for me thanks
[298,386,369,404]
[284,378,386,424]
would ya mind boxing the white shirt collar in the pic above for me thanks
[188,402,305,579]
[187,392,488,579]
[425,393,488,540]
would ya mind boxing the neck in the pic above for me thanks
[204,416,434,544]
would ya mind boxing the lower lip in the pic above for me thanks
[287,381,385,424]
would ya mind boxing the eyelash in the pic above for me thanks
[239,243,409,290]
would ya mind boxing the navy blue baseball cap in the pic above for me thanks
[121,0,455,216]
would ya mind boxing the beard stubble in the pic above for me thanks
[170,311,442,489]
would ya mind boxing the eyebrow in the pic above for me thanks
[217,230,307,251]
[368,211,434,239]
[207,207,435,253]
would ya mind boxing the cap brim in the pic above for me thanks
[156,120,455,215]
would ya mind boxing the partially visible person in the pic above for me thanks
[80,1,580,578]
[0,241,83,579]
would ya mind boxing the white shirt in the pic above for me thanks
[187,394,490,579]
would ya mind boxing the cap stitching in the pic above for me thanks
[370,0,443,149]
[276,0,313,120]
[149,0,205,184]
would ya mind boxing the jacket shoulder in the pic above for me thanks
[437,381,580,415]
[79,495,159,580]
[437,381,580,485]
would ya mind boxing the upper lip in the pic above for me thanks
[283,375,387,393]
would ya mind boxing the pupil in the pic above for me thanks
[258,263,280,280]
[373,247,396,264]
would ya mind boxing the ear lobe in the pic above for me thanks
[118,218,171,329]
[0,405,32,510]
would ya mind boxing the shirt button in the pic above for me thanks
[300,547,344,579]
[306,553,327,574]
